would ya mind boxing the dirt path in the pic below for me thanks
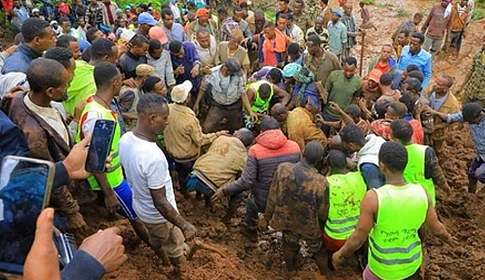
[77,1,485,279]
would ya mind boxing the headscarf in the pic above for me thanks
[282,63,301,78]
[293,67,315,105]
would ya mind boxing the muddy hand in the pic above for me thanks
[182,222,197,241]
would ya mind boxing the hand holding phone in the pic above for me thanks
[85,120,116,173]
[0,156,55,275]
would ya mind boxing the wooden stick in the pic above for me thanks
[359,33,365,76]
[187,239,226,261]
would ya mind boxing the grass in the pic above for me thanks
[396,8,410,18]
[361,0,375,5]
[376,3,388,8]
[472,8,485,21]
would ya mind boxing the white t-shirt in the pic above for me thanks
[119,132,178,224]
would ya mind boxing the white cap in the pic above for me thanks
[171,80,193,103]
[32,8,40,13]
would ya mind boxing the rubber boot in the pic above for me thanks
[221,198,241,226]
[313,247,331,276]
[282,245,299,277]
[169,256,186,280]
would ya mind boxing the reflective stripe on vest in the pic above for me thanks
[247,80,274,114]
[324,172,367,240]
[403,144,436,206]
[368,183,428,280]
[75,97,124,190]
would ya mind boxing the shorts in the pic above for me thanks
[468,157,485,183]
[143,221,185,258]
[113,179,137,220]
[323,232,347,252]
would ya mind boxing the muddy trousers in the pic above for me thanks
[243,195,266,231]
[282,231,328,275]
[174,160,195,194]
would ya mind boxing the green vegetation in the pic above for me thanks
[361,0,375,5]
[396,8,410,18]
[376,3,388,9]
[472,8,485,21]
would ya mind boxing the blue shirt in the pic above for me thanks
[1,43,42,74]
[162,23,187,43]
[429,91,448,110]
[170,41,201,89]
[397,46,433,89]
[14,7,29,22]
[327,21,347,56]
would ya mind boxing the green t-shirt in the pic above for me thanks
[324,70,363,119]
[63,60,96,116]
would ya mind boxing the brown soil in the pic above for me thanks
[75,0,485,280]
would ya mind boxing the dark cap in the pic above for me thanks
[307,34,321,46]
[223,58,243,76]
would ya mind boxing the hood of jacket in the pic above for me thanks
[256,129,288,150]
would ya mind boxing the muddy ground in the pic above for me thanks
[76,0,485,279]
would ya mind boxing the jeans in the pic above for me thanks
[174,160,195,193]
[468,157,485,183]
[244,195,266,231]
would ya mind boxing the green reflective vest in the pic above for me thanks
[369,183,428,280]
[247,80,274,114]
[75,97,123,190]
[324,171,367,240]
[404,144,436,207]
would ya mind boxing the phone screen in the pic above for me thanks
[85,119,116,173]
[0,156,54,275]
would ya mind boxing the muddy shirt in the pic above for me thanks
[264,162,328,239]
[464,51,485,103]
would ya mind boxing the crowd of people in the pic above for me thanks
[0,0,484,279]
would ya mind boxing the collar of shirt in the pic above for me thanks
[24,94,60,120]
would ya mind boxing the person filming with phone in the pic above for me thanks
[75,62,152,249]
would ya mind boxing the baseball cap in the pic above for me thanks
[136,64,156,77]
[196,8,210,18]
[171,80,193,103]
[32,8,39,13]
[50,20,58,25]
[125,5,131,10]
[138,12,158,26]
[332,9,344,17]
[223,58,244,76]
[368,69,383,83]
[148,26,168,45]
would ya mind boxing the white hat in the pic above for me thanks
[50,20,58,25]
[32,8,40,13]
[171,80,192,104]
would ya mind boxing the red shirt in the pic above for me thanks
[371,119,424,144]
[374,61,391,74]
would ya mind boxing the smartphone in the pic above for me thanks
[85,119,116,173]
[0,156,55,275]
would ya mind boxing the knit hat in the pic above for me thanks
[136,64,156,77]
[148,26,168,45]
[283,63,302,78]
[171,80,193,103]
